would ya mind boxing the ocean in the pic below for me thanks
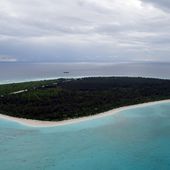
[0,61,170,84]
[0,102,170,170]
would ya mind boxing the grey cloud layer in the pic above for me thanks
[0,0,169,62]
[142,0,170,11]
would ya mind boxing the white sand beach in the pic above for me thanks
[0,99,170,128]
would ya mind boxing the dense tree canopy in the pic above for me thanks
[0,77,170,121]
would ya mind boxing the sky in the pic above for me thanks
[0,0,170,62]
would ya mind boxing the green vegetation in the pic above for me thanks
[0,77,170,121]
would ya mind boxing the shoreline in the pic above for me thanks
[0,75,168,85]
[0,99,170,128]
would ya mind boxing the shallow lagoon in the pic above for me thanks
[0,102,170,170]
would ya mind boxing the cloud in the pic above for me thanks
[0,0,169,62]
[141,0,170,11]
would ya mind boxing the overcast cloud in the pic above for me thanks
[142,0,170,11]
[0,0,169,62]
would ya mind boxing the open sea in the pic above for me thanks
[0,61,170,84]
[0,102,170,170]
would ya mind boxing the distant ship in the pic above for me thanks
[63,72,69,74]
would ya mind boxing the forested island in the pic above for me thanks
[0,77,170,121]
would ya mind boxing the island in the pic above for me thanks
[0,77,170,121]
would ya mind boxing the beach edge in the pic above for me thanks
[0,99,170,128]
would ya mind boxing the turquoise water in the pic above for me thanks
[0,102,170,170]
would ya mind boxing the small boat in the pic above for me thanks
[63,72,69,74]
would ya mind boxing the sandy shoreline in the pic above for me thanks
[0,99,170,128]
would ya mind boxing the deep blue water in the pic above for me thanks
[0,102,170,170]
[0,62,170,84]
